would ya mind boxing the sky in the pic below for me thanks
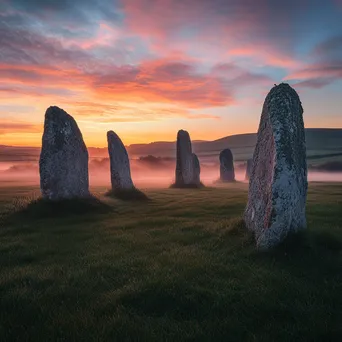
[0,0,342,147]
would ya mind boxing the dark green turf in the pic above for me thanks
[0,183,341,341]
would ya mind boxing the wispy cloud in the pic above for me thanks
[0,0,341,146]
[0,121,41,134]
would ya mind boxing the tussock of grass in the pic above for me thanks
[105,187,149,201]
[2,195,112,222]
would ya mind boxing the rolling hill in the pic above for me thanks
[127,128,342,161]
[1,128,342,162]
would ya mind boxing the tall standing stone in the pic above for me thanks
[192,153,201,186]
[219,149,235,182]
[175,130,194,186]
[107,131,134,192]
[39,106,89,200]
[244,83,307,249]
[245,159,253,181]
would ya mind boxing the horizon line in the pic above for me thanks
[2,127,342,149]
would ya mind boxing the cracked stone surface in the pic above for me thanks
[244,83,308,249]
[39,106,89,200]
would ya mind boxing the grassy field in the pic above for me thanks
[0,183,342,341]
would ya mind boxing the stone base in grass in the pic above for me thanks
[169,182,205,189]
[105,188,149,201]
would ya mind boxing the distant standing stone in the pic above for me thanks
[39,106,90,200]
[175,130,194,186]
[107,131,134,191]
[245,159,253,181]
[244,83,307,249]
[192,153,201,185]
[219,149,235,182]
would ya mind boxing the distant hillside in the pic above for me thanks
[1,128,342,162]
[127,128,342,160]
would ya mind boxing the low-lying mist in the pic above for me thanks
[1,157,342,188]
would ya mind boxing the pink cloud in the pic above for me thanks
[228,46,301,68]
[121,0,302,68]
[0,53,272,109]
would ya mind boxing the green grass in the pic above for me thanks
[105,187,149,201]
[169,181,205,189]
[0,183,342,341]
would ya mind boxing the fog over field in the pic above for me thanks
[1,158,342,188]
[1,128,342,186]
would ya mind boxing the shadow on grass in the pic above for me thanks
[105,188,150,202]
[118,281,214,320]
[217,218,255,249]
[169,182,205,189]
[260,229,342,257]
[220,219,342,259]
[1,195,113,223]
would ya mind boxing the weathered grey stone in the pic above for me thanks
[245,159,253,181]
[107,131,134,191]
[39,106,90,200]
[192,153,201,185]
[244,83,307,249]
[219,149,235,182]
[175,130,194,186]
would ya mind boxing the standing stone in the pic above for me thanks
[192,153,201,185]
[175,130,194,186]
[107,131,134,192]
[244,83,307,249]
[245,159,253,181]
[39,106,89,200]
[219,149,235,182]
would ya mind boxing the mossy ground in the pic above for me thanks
[0,183,341,341]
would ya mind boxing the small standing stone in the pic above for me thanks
[174,130,194,186]
[244,83,308,249]
[219,149,235,182]
[39,106,90,200]
[107,131,134,192]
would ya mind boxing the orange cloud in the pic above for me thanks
[0,64,85,86]
[70,101,220,122]
[0,58,240,108]
[0,121,41,135]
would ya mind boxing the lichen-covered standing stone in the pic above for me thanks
[107,131,134,191]
[192,153,201,185]
[219,149,235,182]
[39,106,90,200]
[244,83,307,249]
[245,159,253,181]
[175,130,194,186]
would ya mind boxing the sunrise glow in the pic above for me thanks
[1,0,341,147]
